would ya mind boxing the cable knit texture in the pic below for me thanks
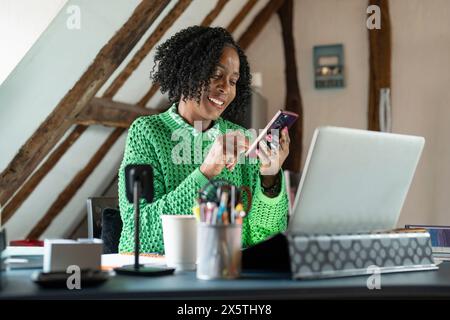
[118,104,288,253]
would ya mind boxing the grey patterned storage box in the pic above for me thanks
[287,230,438,279]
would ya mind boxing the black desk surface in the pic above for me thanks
[1,262,450,299]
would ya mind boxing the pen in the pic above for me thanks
[200,203,206,222]
[222,211,229,225]
[192,204,201,222]
[231,186,236,224]
[212,206,219,225]
[206,202,216,224]
[217,191,228,224]
[234,203,245,225]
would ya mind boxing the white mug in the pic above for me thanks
[161,215,197,271]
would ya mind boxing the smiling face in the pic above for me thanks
[191,45,240,121]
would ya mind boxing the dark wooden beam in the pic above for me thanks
[1,126,87,224]
[368,0,391,131]
[27,128,124,239]
[137,0,233,107]
[227,0,258,33]
[67,173,118,239]
[75,98,167,128]
[103,0,193,99]
[0,0,169,207]
[238,0,285,50]
[277,0,303,173]
[137,82,161,107]
[201,0,230,26]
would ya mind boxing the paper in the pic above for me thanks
[2,246,44,257]
[101,253,166,271]
[2,246,44,269]
[4,256,43,269]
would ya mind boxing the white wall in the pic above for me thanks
[389,0,450,226]
[0,0,68,85]
[245,0,450,227]
[406,1,450,226]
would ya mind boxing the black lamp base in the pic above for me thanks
[114,264,175,277]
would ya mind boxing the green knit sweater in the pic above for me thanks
[118,104,288,254]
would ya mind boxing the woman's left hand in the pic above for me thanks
[257,126,290,176]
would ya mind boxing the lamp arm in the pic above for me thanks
[134,180,141,269]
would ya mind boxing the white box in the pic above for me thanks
[43,239,102,272]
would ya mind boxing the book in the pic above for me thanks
[2,246,44,270]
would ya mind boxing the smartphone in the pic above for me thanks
[245,110,299,157]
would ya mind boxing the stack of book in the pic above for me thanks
[432,247,450,262]
[405,225,450,262]
[2,246,44,270]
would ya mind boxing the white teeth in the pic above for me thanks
[208,97,224,106]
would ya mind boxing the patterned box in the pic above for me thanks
[287,230,438,279]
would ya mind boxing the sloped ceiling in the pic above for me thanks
[0,0,68,85]
[0,0,272,241]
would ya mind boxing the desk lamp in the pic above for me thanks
[114,164,175,276]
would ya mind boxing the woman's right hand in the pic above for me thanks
[200,130,249,179]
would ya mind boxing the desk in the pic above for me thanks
[1,262,450,299]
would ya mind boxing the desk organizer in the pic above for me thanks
[43,239,102,272]
[287,230,438,279]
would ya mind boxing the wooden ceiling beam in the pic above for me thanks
[368,0,392,131]
[0,0,169,207]
[201,0,230,26]
[238,0,285,50]
[27,128,124,239]
[102,0,193,99]
[277,0,303,173]
[75,98,167,128]
[227,0,258,34]
[136,82,161,107]
[1,125,87,224]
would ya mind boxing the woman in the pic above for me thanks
[118,26,290,253]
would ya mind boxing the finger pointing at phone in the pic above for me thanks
[200,130,249,179]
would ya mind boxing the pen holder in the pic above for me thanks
[196,223,242,280]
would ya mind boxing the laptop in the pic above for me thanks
[288,126,425,235]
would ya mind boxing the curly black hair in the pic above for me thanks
[150,26,252,123]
